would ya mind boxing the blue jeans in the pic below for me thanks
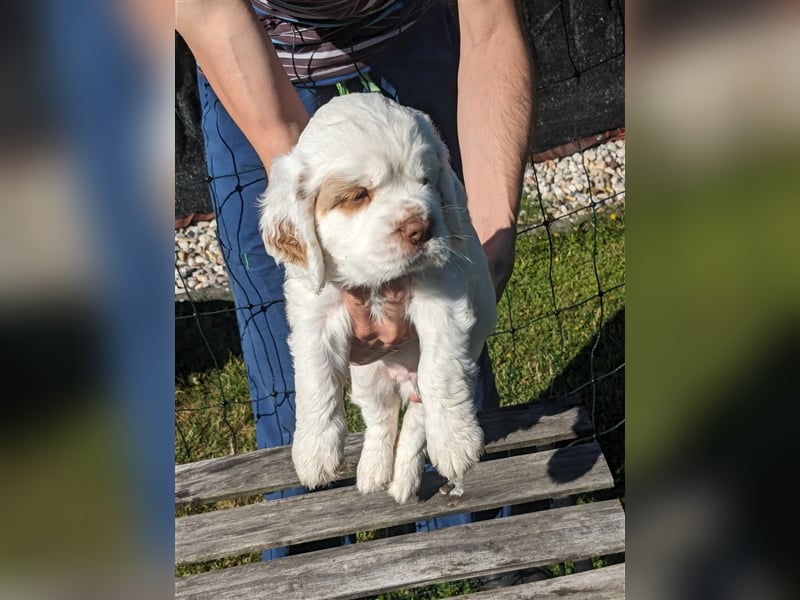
[198,6,501,559]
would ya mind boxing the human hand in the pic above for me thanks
[482,226,517,302]
[343,277,417,366]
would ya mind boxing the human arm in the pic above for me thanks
[347,1,535,360]
[176,1,404,362]
[456,0,534,301]
[175,0,308,175]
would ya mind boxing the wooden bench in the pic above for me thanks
[175,395,625,599]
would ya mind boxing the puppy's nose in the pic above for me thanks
[399,216,431,246]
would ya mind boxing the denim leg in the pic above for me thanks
[198,73,305,559]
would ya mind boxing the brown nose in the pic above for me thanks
[399,216,431,246]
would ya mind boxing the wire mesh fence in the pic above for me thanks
[175,150,624,484]
[174,0,625,498]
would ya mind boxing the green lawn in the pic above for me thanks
[174,209,625,593]
[490,211,625,491]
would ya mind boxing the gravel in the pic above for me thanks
[175,219,230,297]
[175,139,625,297]
[519,139,625,228]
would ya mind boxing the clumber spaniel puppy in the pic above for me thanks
[259,93,496,504]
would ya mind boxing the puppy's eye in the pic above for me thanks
[343,187,370,204]
[420,177,430,186]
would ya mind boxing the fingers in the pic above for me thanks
[343,277,417,365]
[342,285,414,346]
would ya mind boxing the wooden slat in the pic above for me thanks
[175,499,625,600]
[176,442,611,565]
[175,395,591,508]
[478,396,592,451]
[456,563,625,599]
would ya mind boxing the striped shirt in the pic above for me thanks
[252,0,444,84]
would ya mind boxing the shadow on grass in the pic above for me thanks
[479,308,624,495]
[545,307,624,496]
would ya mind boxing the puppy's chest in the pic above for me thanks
[383,362,418,386]
[380,360,420,403]
[373,340,422,398]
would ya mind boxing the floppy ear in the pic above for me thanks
[410,108,473,249]
[432,139,472,251]
[258,153,325,291]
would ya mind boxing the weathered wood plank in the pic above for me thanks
[455,563,626,599]
[175,395,591,508]
[479,396,593,451]
[175,500,625,600]
[176,442,611,565]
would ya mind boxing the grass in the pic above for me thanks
[490,211,625,495]
[174,209,625,595]
[491,212,625,401]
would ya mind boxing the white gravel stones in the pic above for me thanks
[519,139,625,227]
[174,219,229,296]
[175,139,625,296]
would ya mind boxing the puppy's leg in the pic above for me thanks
[388,398,427,504]
[418,360,483,483]
[289,319,350,490]
[351,364,400,494]
[292,377,348,489]
[411,299,484,486]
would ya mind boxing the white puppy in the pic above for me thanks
[259,93,496,504]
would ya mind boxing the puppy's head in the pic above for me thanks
[259,93,471,291]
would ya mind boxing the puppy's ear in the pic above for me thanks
[410,108,473,247]
[432,140,472,250]
[258,154,325,291]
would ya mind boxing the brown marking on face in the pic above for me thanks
[264,221,307,266]
[315,177,373,217]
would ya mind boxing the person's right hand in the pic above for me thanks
[343,277,417,366]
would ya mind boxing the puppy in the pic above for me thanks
[259,93,496,504]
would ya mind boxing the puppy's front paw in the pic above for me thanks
[426,417,483,482]
[356,446,393,494]
[387,450,424,504]
[387,472,420,504]
[291,425,346,489]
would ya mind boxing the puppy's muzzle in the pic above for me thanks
[399,216,431,247]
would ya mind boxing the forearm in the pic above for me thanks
[175,0,308,173]
[457,0,533,246]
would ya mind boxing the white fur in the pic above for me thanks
[259,93,497,503]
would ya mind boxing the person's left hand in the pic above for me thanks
[482,226,517,302]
